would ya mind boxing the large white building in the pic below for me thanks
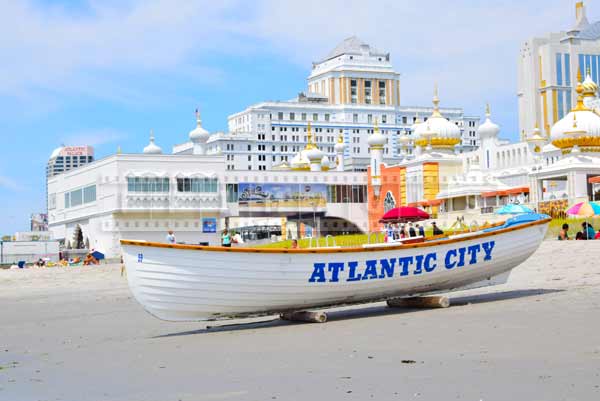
[518,1,600,139]
[47,123,369,257]
[174,37,480,171]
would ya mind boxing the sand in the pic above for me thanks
[1,240,599,401]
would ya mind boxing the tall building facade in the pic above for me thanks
[174,37,480,170]
[518,1,600,139]
[46,146,94,211]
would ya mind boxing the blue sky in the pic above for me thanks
[0,0,589,234]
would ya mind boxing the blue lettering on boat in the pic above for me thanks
[307,241,496,283]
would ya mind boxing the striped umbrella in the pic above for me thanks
[565,201,600,217]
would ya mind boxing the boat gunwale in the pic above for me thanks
[120,217,551,254]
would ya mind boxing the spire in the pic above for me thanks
[117,145,122,154]
[305,122,316,150]
[374,117,379,133]
[573,68,589,111]
[575,1,589,29]
[150,129,155,143]
[337,133,344,143]
[432,83,442,117]
[485,103,491,118]
[195,108,202,126]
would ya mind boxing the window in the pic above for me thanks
[48,193,56,210]
[301,113,307,121]
[248,155,252,161]
[176,177,218,192]
[379,81,386,104]
[313,113,318,121]
[365,80,372,104]
[402,116,407,124]
[367,114,373,124]
[384,192,396,212]
[325,113,330,122]
[247,145,251,151]
[278,112,283,120]
[290,112,295,121]
[64,184,97,208]
[353,114,358,123]
[382,115,387,124]
[350,79,357,103]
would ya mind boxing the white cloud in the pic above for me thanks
[0,0,593,131]
[0,175,27,192]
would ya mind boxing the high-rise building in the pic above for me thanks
[518,1,600,139]
[174,37,480,170]
[46,146,94,211]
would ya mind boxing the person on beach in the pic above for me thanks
[582,222,596,240]
[575,231,585,240]
[432,222,444,236]
[558,223,570,240]
[417,223,425,237]
[221,229,232,247]
[166,230,175,244]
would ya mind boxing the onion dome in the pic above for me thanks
[477,104,500,140]
[414,85,461,149]
[334,134,345,153]
[367,119,387,149]
[290,150,310,170]
[551,69,600,153]
[143,129,162,154]
[305,146,324,164]
[189,109,210,143]
[582,70,598,97]
[399,130,412,147]
[320,155,331,171]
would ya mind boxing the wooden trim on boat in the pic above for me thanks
[120,217,551,254]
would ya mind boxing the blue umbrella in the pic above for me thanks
[495,204,534,215]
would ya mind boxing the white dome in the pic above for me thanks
[367,128,387,148]
[189,111,209,143]
[550,109,600,140]
[143,130,162,154]
[477,105,500,139]
[414,87,460,146]
[414,115,461,140]
[321,155,329,165]
[305,146,324,162]
[290,149,310,170]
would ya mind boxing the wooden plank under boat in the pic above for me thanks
[120,215,551,322]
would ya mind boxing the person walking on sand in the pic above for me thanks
[166,230,176,244]
[221,229,232,247]
[558,223,570,240]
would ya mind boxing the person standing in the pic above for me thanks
[417,223,425,237]
[408,223,416,237]
[432,222,444,236]
[221,229,232,247]
[166,230,176,244]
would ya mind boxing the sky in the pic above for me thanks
[0,0,591,234]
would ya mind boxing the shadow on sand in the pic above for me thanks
[154,288,563,338]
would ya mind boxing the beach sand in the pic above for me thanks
[1,241,599,401]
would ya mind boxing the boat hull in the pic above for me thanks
[121,219,549,321]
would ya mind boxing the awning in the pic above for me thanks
[482,190,509,197]
[422,199,443,207]
[589,176,600,184]
[505,186,529,195]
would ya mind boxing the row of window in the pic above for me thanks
[225,184,366,204]
[64,185,96,208]
[126,177,218,193]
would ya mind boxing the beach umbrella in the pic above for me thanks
[380,207,430,223]
[565,201,600,217]
[495,204,534,215]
